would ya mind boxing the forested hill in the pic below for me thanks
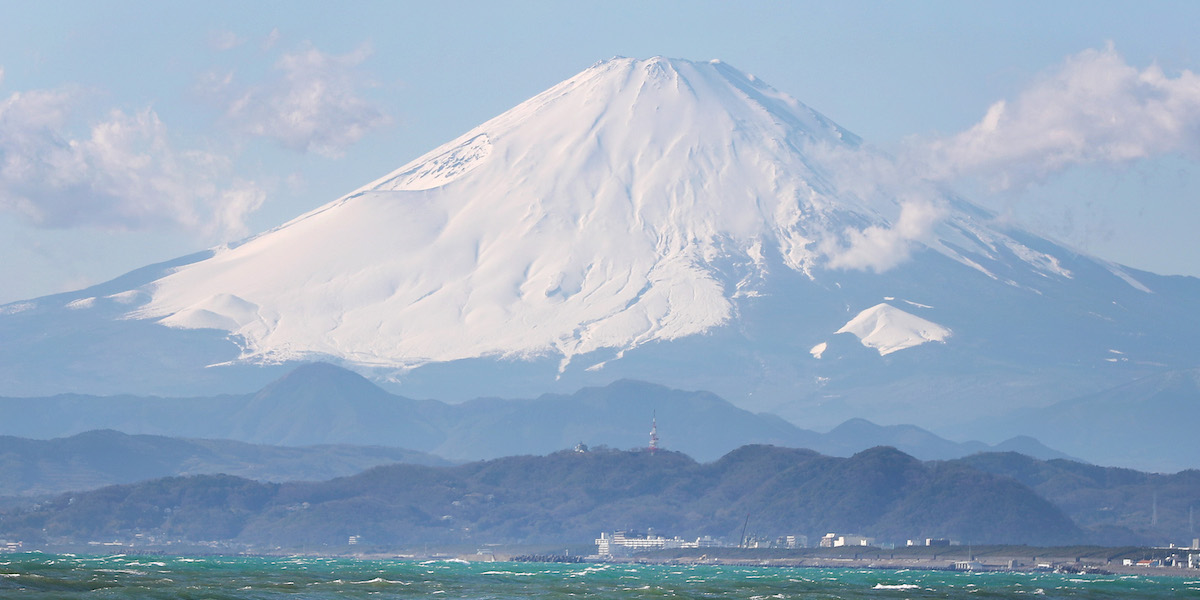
[957,452,1200,546]
[0,445,1081,549]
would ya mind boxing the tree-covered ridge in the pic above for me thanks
[958,452,1200,546]
[0,445,1083,549]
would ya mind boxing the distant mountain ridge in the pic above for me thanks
[0,429,449,498]
[975,367,1200,472]
[0,363,1069,464]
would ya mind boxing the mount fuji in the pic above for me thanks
[2,57,1198,436]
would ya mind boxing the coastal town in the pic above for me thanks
[590,529,1200,574]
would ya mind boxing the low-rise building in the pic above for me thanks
[820,533,874,548]
[594,531,723,557]
[834,534,874,547]
[778,534,807,549]
[907,537,950,547]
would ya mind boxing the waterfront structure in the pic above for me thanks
[907,538,951,547]
[820,533,875,548]
[779,534,807,549]
[594,531,722,557]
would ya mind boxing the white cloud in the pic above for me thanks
[797,140,948,273]
[208,30,244,51]
[823,197,943,272]
[217,43,391,157]
[0,86,265,238]
[811,44,1200,274]
[262,28,281,50]
[212,179,266,239]
[923,44,1200,190]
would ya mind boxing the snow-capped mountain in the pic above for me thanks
[2,57,1198,434]
[136,56,870,371]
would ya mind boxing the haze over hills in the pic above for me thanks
[0,363,1069,465]
[0,429,450,498]
[1,57,1198,455]
[980,368,1200,472]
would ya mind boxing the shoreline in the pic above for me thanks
[588,554,1160,576]
[516,545,1200,578]
[7,544,1198,578]
[291,546,1200,578]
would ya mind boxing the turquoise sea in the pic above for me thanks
[1,553,1198,599]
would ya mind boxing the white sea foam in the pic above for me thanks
[873,583,921,590]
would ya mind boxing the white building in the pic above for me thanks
[834,535,874,547]
[953,560,984,571]
[595,531,723,557]
[820,533,874,547]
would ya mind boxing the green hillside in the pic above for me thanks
[0,445,1081,550]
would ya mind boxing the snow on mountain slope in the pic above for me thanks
[4,56,1200,440]
[833,303,951,355]
[129,56,1118,376]
[131,57,907,370]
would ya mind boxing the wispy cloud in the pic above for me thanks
[262,28,281,51]
[208,30,244,51]
[797,139,948,273]
[813,44,1200,273]
[0,84,264,238]
[821,195,944,273]
[0,38,388,239]
[210,43,391,157]
[922,44,1200,190]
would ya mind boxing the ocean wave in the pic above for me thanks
[94,569,148,576]
[873,583,920,590]
[350,577,409,584]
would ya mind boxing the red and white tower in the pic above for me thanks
[649,412,659,454]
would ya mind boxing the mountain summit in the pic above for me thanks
[137,57,871,370]
[3,57,1199,433]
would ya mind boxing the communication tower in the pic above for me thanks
[649,412,659,454]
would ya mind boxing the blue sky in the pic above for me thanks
[2,1,1199,304]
